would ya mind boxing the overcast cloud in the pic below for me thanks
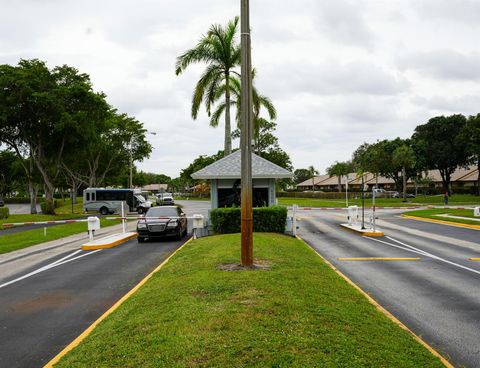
[1,0,479,177]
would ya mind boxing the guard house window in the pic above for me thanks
[218,187,269,208]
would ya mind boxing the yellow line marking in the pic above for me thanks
[296,235,453,368]
[469,258,480,261]
[81,233,138,250]
[44,237,194,368]
[401,214,480,230]
[338,257,420,261]
[339,224,385,237]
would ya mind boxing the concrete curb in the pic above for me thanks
[81,232,138,250]
[296,235,454,368]
[44,236,193,368]
[339,223,384,237]
[400,214,480,231]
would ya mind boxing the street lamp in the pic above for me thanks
[129,131,157,189]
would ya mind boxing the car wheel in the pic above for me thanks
[138,207,144,215]
[138,236,146,243]
[100,207,108,216]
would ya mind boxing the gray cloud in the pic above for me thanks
[315,0,375,49]
[411,95,480,115]
[397,50,480,81]
[415,0,480,25]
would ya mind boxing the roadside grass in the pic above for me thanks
[0,213,85,229]
[278,194,480,208]
[175,196,210,201]
[0,218,118,254]
[403,208,480,226]
[55,233,445,368]
[55,198,85,214]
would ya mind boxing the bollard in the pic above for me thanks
[292,204,298,237]
[87,216,101,242]
[121,202,126,234]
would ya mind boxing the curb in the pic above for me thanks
[339,223,384,237]
[296,235,453,368]
[44,236,193,368]
[400,214,480,231]
[81,232,138,250]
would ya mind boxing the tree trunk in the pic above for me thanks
[477,159,480,196]
[338,176,342,193]
[28,158,37,214]
[224,71,232,156]
[402,166,407,202]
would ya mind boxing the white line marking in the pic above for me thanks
[50,249,83,266]
[385,236,480,276]
[0,250,101,290]
[364,236,480,277]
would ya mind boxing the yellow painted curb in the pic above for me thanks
[339,224,384,237]
[296,235,453,368]
[81,233,138,250]
[44,237,194,368]
[338,257,420,261]
[401,214,480,230]
[469,258,480,261]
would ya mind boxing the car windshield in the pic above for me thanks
[146,207,179,217]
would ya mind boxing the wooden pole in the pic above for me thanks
[240,0,253,266]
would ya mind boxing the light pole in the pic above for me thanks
[129,131,157,189]
[240,0,254,266]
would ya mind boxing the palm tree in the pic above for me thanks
[175,17,240,156]
[210,72,276,151]
[327,161,353,193]
[307,165,319,192]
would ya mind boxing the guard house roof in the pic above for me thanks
[191,150,294,180]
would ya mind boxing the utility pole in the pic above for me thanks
[240,0,254,266]
[129,136,133,189]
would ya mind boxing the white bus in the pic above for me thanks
[83,188,152,215]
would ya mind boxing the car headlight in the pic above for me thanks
[167,220,178,228]
[137,222,147,229]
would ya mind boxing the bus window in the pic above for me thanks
[86,193,90,201]
[92,193,96,201]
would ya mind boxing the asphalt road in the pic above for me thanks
[297,208,480,368]
[0,201,212,368]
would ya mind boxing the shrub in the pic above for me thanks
[210,206,287,234]
[40,200,57,215]
[0,207,9,219]
[4,197,39,204]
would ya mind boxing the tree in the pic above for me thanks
[392,145,416,201]
[352,142,383,187]
[0,150,24,199]
[211,72,277,152]
[294,168,314,184]
[180,150,227,187]
[176,17,240,156]
[327,161,353,192]
[459,114,480,195]
[412,114,469,195]
[307,165,319,192]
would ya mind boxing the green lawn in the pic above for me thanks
[0,218,119,254]
[55,233,445,368]
[403,208,480,226]
[278,194,480,208]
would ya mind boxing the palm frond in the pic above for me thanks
[210,102,227,128]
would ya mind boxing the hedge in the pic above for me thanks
[277,191,362,199]
[0,207,9,219]
[210,206,287,234]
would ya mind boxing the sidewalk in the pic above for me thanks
[0,221,137,283]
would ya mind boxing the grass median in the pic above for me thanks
[55,233,445,367]
[403,208,480,226]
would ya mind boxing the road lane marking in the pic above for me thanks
[400,214,480,230]
[0,250,101,290]
[364,237,427,257]
[338,257,420,261]
[50,250,83,266]
[368,235,480,277]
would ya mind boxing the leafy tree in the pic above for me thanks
[459,114,480,195]
[0,150,24,198]
[392,145,416,201]
[176,17,240,156]
[180,150,227,187]
[352,142,383,187]
[327,161,353,192]
[412,114,469,195]
[294,168,314,184]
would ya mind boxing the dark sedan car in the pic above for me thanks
[136,206,187,242]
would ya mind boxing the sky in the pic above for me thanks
[1,0,479,178]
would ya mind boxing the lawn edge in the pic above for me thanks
[44,236,193,368]
[400,214,480,230]
[296,235,454,368]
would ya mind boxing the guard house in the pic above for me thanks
[191,150,294,209]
